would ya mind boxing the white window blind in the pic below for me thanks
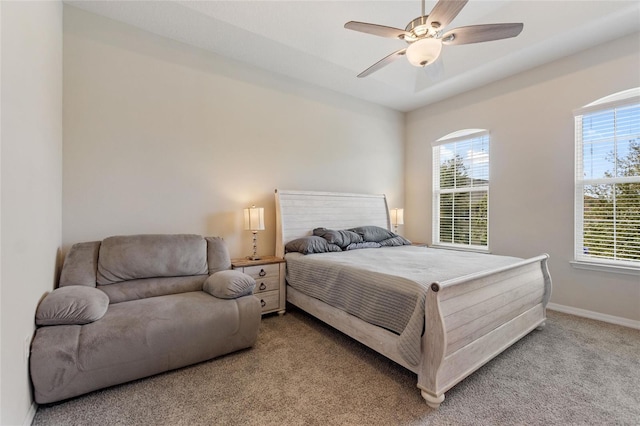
[574,91,640,268]
[433,130,489,250]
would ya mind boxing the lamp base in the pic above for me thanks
[248,231,260,261]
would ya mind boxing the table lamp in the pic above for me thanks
[244,205,265,260]
[390,208,404,234]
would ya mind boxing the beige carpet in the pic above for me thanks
[33,308,640,425]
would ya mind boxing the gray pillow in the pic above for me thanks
[313,228,363,248]
[36,286,109,326]
[345,242,382,250]
[349,225,398,243]
[285,236,342,254]
[379,235,412,246]
[203,270,255,299]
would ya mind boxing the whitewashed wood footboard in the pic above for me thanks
[419,254,551,407]
[275,189,552,409]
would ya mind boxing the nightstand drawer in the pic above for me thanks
[256,290,279,313]
[254,276,279,294]
[243,263,279,280]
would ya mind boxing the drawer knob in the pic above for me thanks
[259,283,267,291]
[259,269,266,277]
[260,299,266,308]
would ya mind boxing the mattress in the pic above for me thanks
[285,246,522,366]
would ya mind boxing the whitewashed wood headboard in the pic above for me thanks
[274,189,391,257]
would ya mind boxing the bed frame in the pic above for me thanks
[275,189,552,408]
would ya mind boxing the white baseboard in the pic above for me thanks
[23,402,37,426]
[547,303,640,330]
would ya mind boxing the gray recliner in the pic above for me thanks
[30,234,261,404]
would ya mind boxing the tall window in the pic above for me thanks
[433,129,489,250]
[574,88,640,269]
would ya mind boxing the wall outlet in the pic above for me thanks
[23,334,31,364]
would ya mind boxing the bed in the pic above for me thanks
[275,189,552,409]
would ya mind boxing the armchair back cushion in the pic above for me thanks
[97,234,208,285]
[59,234,234,303]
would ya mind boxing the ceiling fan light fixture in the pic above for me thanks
[406,38,442,67]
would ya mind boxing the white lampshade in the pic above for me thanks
[406,38,442,67]
[243,205,265,231]
[390,208,404,226]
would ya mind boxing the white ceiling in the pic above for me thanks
[65,1,640,112]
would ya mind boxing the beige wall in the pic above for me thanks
[406,32,640,322]
[63,6,405,258]
[0,1,63,424]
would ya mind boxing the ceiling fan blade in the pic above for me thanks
[344,21,409,39]
[415,57,445,92]
[424,56,445,81]
[357,48,407,78]
[426,0,468,30]
[441,23,524,45]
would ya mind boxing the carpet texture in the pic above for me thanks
[33,309,640,425]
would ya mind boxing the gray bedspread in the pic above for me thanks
[285,246,522,366]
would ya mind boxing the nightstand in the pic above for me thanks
[231,256,286,315]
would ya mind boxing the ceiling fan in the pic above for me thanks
[345,0,524,78]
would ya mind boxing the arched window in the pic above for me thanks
[574,88,640,271]
[432,129,489,250]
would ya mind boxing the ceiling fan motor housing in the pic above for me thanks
[404,15,439,41]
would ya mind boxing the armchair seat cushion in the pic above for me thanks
[76,291,248,370]
[31,291,261,403]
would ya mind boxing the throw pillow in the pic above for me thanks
[285,236,342,254]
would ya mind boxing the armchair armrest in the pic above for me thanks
[203,270,256,299]
[36,286,109,326]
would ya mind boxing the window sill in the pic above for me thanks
[430,244,491,254]
[570,261,640,276]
